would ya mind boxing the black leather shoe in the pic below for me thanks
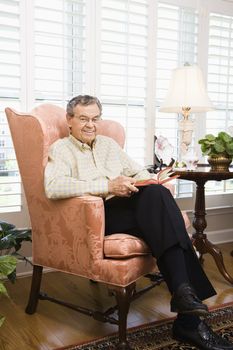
[170,283,209,315]
[172,319,233,350]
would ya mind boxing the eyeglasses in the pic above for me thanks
[74,116,101,124]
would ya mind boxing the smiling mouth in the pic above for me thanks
[83,130,95,135]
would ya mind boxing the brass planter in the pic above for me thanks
[208,156,232,172]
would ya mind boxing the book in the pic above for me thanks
[135,167,179,187]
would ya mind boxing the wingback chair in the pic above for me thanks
[5,104,190,350]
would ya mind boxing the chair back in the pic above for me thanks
[5,104,126,267]
[5,104,125,205]
[5,105,69,212]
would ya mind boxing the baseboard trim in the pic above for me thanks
[205,228,233,244]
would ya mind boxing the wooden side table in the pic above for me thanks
[174,166,233,284]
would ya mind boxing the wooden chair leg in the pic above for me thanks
[114,283,135,350]
[25,265,43,314]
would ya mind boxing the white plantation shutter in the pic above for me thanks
[34,0,86,105]
[155,2,198,197]
[207,13,233,135]
[0,0,21,212]
[206,12,233,194]
[99,0,148,165]
[0,0,86,213]
[2,0,233,215]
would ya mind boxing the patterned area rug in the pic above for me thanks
[56,303,233,350]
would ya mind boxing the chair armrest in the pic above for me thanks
[31,195,105,275]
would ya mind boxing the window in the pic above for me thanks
[98,0,149,164]
[34,0,86,105]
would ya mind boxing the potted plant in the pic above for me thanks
[0,221,31,326]
[198,131,233,171]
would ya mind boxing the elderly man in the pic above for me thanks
[44,95,233,350]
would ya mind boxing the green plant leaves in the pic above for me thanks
[205,134,216,141]
[0,255,17,279]
[198,131,233,157]
[0,220,31,252]
[6,268,16,284]
[218,131,232,143]
[0,255,18,328]
[0,221,31,328]
[0,315,5,327]
[0,282,8,297]
[226,141,233,156]
[0,221,15,232]
[214,139,225,153]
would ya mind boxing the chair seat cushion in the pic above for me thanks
[104,233,151,259]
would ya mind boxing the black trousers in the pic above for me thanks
[104,185,216,301]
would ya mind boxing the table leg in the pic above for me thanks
[192,179,233,284]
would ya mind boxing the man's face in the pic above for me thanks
[66,103,101,146]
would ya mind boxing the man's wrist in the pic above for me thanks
[108,180,113,194]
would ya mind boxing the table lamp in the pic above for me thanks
[159,64,214,161]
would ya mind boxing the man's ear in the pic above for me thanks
[66,114,72,132]
[66,113,72,126]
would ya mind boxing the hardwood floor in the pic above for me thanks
[0,243,233,350]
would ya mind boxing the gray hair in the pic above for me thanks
[66,95,102,116]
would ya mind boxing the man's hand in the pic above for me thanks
[108,176,139,197]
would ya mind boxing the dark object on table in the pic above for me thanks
[147,156,175,173]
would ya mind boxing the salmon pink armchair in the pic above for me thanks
[5,104,190,350]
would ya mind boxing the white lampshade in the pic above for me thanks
[159,65,214,113]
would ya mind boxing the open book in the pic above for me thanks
[135,167,179,187]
